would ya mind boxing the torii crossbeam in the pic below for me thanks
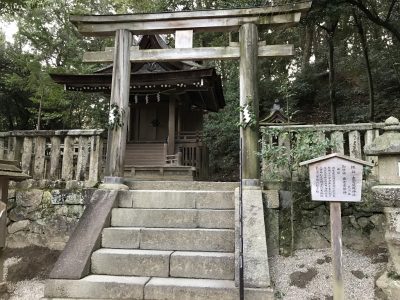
[70,2,312,183]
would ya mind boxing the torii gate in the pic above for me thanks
[70,2,312,184]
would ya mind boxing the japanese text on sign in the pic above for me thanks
[308,157,363,202]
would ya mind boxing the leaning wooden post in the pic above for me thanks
[239,23,260,182]
[105,29,132,178]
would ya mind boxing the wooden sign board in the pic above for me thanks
[300,153,373,202]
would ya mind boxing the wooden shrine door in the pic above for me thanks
[131,102,168,142]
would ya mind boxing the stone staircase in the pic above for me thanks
[45,187,268,299]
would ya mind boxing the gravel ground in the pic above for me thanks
[269,247,387,300]
[7,281,44,300]
[0,247,386,300]
[0,247,59,300]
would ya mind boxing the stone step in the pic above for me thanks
[45,276,274,300]
[91,249,172,277]
[44,275,149,299]
[111,208,234,229]
[126,180,239,191]
[118,190,234,209]
[170,251,234,280]
[140,228,234,252]
[102,227,234,252]
[144,277,274,300]
[91,249,234,280]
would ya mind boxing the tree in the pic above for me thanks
[344,0,400,42]
[352,9,375,121]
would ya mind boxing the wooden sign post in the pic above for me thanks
[300,153,373,300]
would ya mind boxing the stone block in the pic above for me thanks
[119,190,196,209]
[235,187,271,288]
[45,275,149,299]
[170,251,234,280]
[16,189,43,208]
[197,210,234,229]
[50,190,64,205]
[111,208,198,228]
[372,185,400,207]
[195,191,234,209]
[102,227,140,249]
[7,220,30,234]
[295,227,330,250]
[91,249,172,277]
[7,189,15,200]
[65,192,83,205]
[357,217,370,228]
[118,190,234,210]
[140,228,234,252]
[263,190,279,209]
[265,209,279,257]
[50,190,118,280]
[126,180,238,191]
[65,180,85,190]
[144,277,237,300]
[376,271,400,300]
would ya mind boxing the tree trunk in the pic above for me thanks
[327,34,337,124]
[302,24,315,70]
[353,11,375,122]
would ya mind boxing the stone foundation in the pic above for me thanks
[6,179,95,250]
[264,181,386,256]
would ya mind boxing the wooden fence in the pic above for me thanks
[260,122,387,181]
[177,141,209,180]
[0,130,105,183]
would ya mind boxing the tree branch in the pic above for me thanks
[385,0,398,22]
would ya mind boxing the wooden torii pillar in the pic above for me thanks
[71,2,312,183]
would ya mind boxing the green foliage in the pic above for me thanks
[107,103,125,130]
[387,271,400,281]
[0,0,399,181]
[260,128,335,181]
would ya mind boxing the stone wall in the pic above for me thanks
[264,181,386,256]
[6,180,95,250]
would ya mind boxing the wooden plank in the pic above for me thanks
[74,13,302,36]
[348,130,362,159]
[330,202,345,300]
[83,44,295,63]
[49,136,61,180]
[21,137,33,175]
[61,136,75,181]
[175,30,193,48]
[71,3,311,24]
[240,23,259,180]
[105,29,132,177]
[33,136,46,180]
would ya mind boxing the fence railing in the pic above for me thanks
[177,141,209,179]
[260,122,387,181]
[0,130,106,183]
